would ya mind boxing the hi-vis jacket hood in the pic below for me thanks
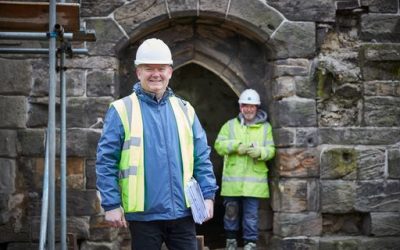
[238,109,268,126]
[96,83,218,221]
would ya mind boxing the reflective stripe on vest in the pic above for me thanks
[111,92,195,212]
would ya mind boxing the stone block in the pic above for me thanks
[87,70,117,97]
[296,76,316,99]
[114,0,168,36]
[89,214,119,241]
[364,212,400,236]
[270,236,319,250]
[356,146,385,180]
[0,159,16,194]
[272,77,296,100]
[26,102,50,128]
[364,96,400,126]
[67,128,101,157]
[361,43,400,62]
[320,146,357,180]
[276,148,319,177]
[388,145,400,179]
[320,180,356,213]
[31,216,90,240]
[274,59,310,78]
[67,190,101,216]
[273,212,322,237]
[86,18,127,56]
[0,96,27,129]
[64,56,119,70]
[270,21,316,59]
[86,159,97,189]
[364,80,400,97]
[6,243,39,250]
[0,194,9,224]
[67,97,113,128]
[0,59,31,95]
[273,128,295,147]
[0,130,17,157]
[355,180,400,212]
[296,128,319,148]
[228,0,284,39]
[17,129,46,156]
[29,157,86,190]
[0,220,30,243]
[319,128,400,145]
[275,98,317,127]
[319,236,361,250]
[31,61,85,97]
[271,179,319,212]
[81,240,120,250]
[360,236,400,249]
[199,0,229,17]
[168,0,197,17]
[361,14,400,42]
[81,0,125,17]
[361,0,398,13]
[323,213,364,235]
[266,0,336,22]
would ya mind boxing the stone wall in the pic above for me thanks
[0,0,399,249]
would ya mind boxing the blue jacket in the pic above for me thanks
[96,83,218,221]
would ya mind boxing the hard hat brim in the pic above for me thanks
[134,59,173,66]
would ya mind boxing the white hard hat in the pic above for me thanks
[238,89,261,105]
[134,38,173,66]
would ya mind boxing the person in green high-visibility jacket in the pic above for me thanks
[214,89,275,250]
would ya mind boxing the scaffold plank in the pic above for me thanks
[0,1,80,32]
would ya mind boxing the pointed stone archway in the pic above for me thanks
[111,0,316,248]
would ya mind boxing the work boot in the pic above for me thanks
[243,242,256,250]
[225,238,237,250]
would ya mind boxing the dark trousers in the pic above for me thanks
[129,216,197,250]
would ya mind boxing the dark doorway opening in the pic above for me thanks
[170,63,238,249]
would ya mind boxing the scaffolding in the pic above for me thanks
[0,1,96,249]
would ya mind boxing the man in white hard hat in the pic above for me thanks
[96,38,218,249]
[214,89,275,250]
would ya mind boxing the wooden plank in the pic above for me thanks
[0,1,80,32]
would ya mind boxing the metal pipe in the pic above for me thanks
[0,32,73,40]
[60,0,67,247]
[47,0,57,249]
[60,50,67,250]
[0,48,89,55]
[0,48,88,54]
[39,130,50,250]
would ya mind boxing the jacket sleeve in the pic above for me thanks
[257,122,276,161]
[192,114,218,200]
[214,120,242,156]
[96,106,124,211]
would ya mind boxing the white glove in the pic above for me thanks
[105,207,127,228]
[204,199,214,222]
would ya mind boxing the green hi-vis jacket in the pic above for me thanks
[214,110,275,198]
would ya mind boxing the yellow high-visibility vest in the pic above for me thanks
[111,92,195,212]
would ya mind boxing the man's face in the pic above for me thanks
[240,104,258,122]
[136,64,173,97]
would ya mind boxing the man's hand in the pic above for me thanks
[237,143,250,155]
[204,199,214,222]
[247,147,261,159]
[105,207,128,228]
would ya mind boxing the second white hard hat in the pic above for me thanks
[134,38,173,66]
[238,89,261,105]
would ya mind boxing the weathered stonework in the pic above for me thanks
[0,0,399,249]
